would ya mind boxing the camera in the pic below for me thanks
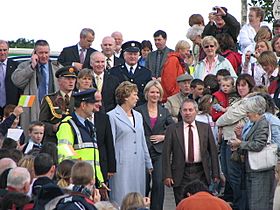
[212,7,217,11]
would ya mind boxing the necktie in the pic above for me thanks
[80,49,85,64]
[188,124,194,162]
[261,73,266,86]
[129,66,134,76]
[155,50,162,77]
[65,94,70,111]
[106,57,111,70]
[38,64,47,102]
[96,75,102,91]
[0,63,6,107]
[85,119,98,144]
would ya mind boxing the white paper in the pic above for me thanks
[7,128,23,141]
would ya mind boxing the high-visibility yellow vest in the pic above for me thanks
[56,116,104,186]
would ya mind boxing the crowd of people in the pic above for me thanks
[1,5,280,210]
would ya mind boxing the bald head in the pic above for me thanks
[0,158,17,175]
[101,36,116,57]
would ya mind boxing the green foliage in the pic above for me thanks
[249,0,274,23]
[8,38,35,48]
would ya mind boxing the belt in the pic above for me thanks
[185,162,202,167]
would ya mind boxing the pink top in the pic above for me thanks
[150,117,157,129]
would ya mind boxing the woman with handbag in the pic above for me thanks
[230,95,276,210]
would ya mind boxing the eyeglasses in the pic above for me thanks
[0,49,8,52]
[203,45,215,49]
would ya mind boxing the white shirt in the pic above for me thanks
[125,63,137,74]
[106,55,114,68]
[183,121,201,163]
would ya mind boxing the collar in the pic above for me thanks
[125,63,137,70]
[1,59,7,66]
[60,90,72,98]
[74,112,87,126]
[93,72,104,80]
[77,43,87,51]
[183,121,196,129]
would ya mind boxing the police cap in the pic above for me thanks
[72,89,97,103]
[55,66,78,78]
[122,41,141,52]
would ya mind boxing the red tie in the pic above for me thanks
[188,124,194,162]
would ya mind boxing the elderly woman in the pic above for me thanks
[193,36,237,80]
[135,80,174,210]
[161,40,191,102]
[76,68,93,91]
[107,81,153,206]
[230,95,275,210]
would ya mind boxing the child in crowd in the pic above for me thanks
[22,121,45,154]
[211,76,238,121]
[216,69,231,85]
[203,74,219,95]
[188,79,204,102]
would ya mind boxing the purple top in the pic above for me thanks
[150,117,157,129]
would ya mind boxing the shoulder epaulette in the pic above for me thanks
[45,95,63,120]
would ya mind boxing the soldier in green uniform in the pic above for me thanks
[39,66,78,144]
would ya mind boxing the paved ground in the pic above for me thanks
[163,186,176,210]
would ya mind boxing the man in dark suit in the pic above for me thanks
[90,52,119,112]
[101,36,124,70]
[58,28,97,70]
[145,30,173,80]
[109,41,152,106]
[39,66,78,144]
[0,40,21,119]
[162,98,219,205]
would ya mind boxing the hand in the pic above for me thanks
[98,187,109,201]
[101,182,111,191]
[73,62,83,70]
[92,188,101,203]
[229,138,241,151]
[31,51,39,69]
[214,177,220,183]
[143,197,150,207]
[13,106,23,117]
[150,135,165,144]
[215,6,226,16]
[208,12,216,23]
[245,51,252,64]
[234,123,243,138]
[164,178,174,187]
[107,172,115,179]
[147,168,153,175]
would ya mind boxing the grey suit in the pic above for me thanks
[162,120,219,204]
[135,103,174,210]
[11,60,62,137]
[145,47,173,78]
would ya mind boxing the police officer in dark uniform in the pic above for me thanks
[109,41,152,105]
[39,66,78,144]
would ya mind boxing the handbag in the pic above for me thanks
[248,125,278,171]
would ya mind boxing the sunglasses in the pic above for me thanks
[204,45,215,49]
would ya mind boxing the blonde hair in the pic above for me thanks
[201,36,220,50]
[144,80,163,101]
[175,40,191,52]
[18,155,35,181]
[120,192,145,210]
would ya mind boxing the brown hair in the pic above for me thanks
[3,104,16,118]
[188,14,205,26]
[56,159,75,188]
[115,81,138,105]
[71,161,94,186]
[257,51,277,68]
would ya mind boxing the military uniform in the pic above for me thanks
[39,66,78,144]
[109,41,152,106]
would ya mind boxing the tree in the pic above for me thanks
[249,0,274,23]
[8,38,35,48]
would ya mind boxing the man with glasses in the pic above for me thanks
[0,40,21,119]
[58,28,97,70]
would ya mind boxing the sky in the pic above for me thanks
[2,0,242,52]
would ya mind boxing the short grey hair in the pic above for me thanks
[180,98,199,112]
[7,167,31,190]
[80,28,95,38]
[186,25,204,40]
[0,40,9,48]
[245,95,266,115]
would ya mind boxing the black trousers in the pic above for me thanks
[173,162,207,205]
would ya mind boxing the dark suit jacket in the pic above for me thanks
[94,112,116,180]
[135,103,174,153]
[39,91,75,144]
[58,44,97,69]
[92,72,119,112]
[109,64,152,106]
[113,56,124,67]
[145,47,173,78]
[162,121,219,187]
[5,59,21,105]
